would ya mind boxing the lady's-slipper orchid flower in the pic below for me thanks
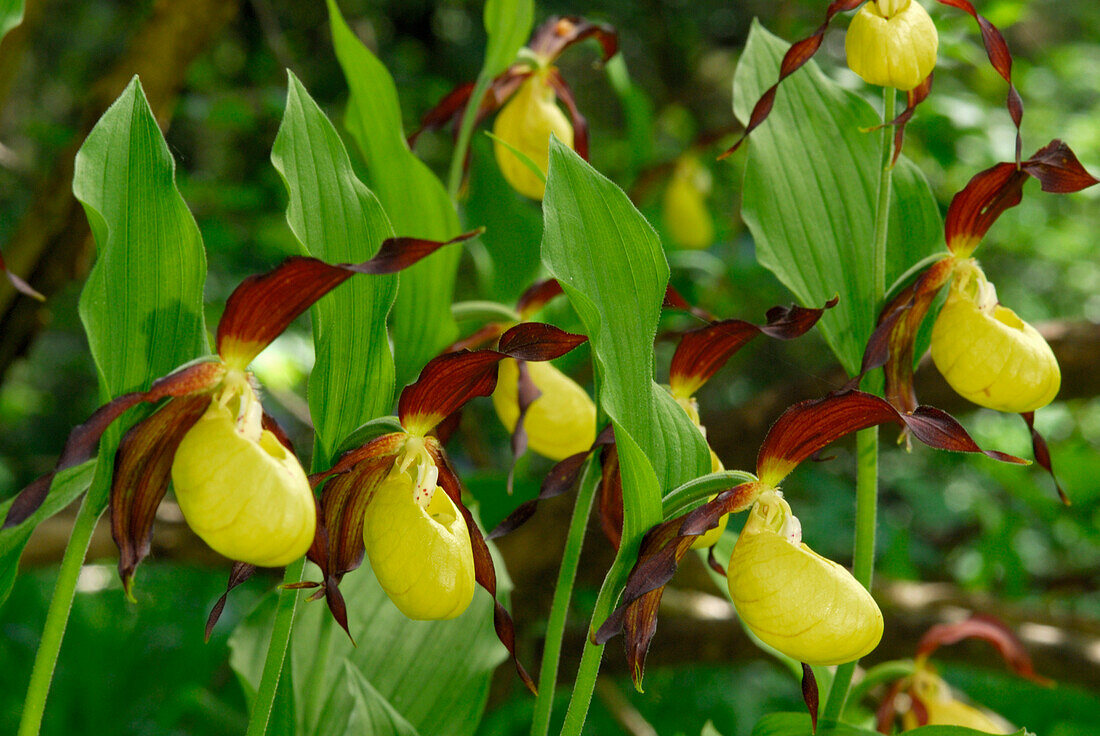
[409,16,617,195]
[875,615,1048,733]
[302,321,588,693]
[930,259,1059,413]
[845,0,938,92]
[863,140,1096,502]
[726,489,883,665]
[596,389,1025,689]
[662,154,715,250]
[721,0,1021,165]
[1,232,477,597]
[492,357,596,460]
[492,69,574,200]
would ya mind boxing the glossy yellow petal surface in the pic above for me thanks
[363,470,475,621]
[845,0,938,91]
[171,390,315,568]
[662,156,715,250]
[492,72,574,200]
[726,491,883,665]
[492,358,596,461]
[902,668,1013,733]
[931,263,1060,413]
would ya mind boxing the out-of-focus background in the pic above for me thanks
[1,1,1098,734]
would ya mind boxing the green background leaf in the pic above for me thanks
[481,0,533,80]
[229,563,505,736]
[271,72,397,467]
[734,21,943,375]
[72,76,208,509]
[327,0,463,389]
[541,137,708,551]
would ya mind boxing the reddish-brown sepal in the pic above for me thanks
[0,249,44,301]
[1021,412,1069,505]
[915,614,1050,685]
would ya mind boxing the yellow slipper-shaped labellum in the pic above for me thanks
[492,358,596,461]
[931,261,1060,413]
[362,469,476,620]
[171,386,315,567]
[726,490,883,665]
[492,71,574,200]
[845,0,938,91]
[662,156,715,250]
[902,668,1013,733]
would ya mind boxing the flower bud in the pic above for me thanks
[662,155,715,250]
[492,358,596,461]
[362,467,476,620]
[931,261,1060,413]
[902,667,1013,733]
[726,490,883,665]
[171,382,315,567]
[492,71,574,200]
[845,0,938,91]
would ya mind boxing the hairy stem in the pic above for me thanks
[531,458,600,736]
[822,84,895,724]
[16,494,102,736]
[244,557,306,736]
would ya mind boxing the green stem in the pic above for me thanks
[558,578,618,736]
[304,610,335,734]
[447,75,494,199]
[530,458,600,736]
[17,495,102,736]
[822,85,896,725]
[244,557,306,736]
[451,299,521,324]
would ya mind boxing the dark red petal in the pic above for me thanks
[205,562,257,641]
[0,249,44,301]
[1021,412,1068,505]
[217,231,480,368]
[506,360,541,495]
[669,298,836,397]
[516,278,564,318]
[408,81,475,146]
[1020,139,1099,193]
[409,72,527,146]
[756,390,1026,486]
[546,69,589,161]
[623,585,664,690]
[934,0,1023,162]
[429,441,536,694]
[662,285,716,323]
[112,393,213,597]
[719,0,864,159]
[706,545,726,576]
[597,443,624,550]
[448,323,508,353]
[802,663,820,734]
[528,16,618,63]
[312,432,405,484]
[312,455,395,581]
[2,360,224,530]
[398,350,505,436]
[875,680,904,733]
[945,162,1027,256]
[261,411,297,455]
[915,614,1051,685]
[497,321,588,361]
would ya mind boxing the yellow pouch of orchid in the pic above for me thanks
[492,72,574,200]
[492,358,596,461]
[845,0,938,91]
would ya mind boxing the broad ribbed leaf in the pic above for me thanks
[314,664,420,736]
[751,712,879,736]
[735,21,942,375]
[482,0,533,79]
[272,73,397,467]
[541,137,708,548]
[72,76,208,510]
[230,562,505,736]
[0,0,23,43]
[327,0,462,389]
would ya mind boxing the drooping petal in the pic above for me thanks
[662,285,716,322]
[719,0,864,159]
[205,562,257,641]
[216,231,480,369]
[428,439,537,694]
[802,663,820,734]
[111,393,214,597]
[1021,411,1068,505]
[408,72,527,146]
[755,390,1026,487]
[669,298,836,398]
[545,69,589,160]
[0,249,44,301]
[888,74,934,166]
[497,321,588,360]
[1020,139,1099,193]
[506,360,541,493]
[516,277,564,318]
[2,359,225,529]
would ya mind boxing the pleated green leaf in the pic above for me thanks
[73,76,208,510]
[271,72,397,468]
[735,21,942,376]
[482,0,534,80]
[327,0,462,389]
[541,137,708,550]
[230,563,504,736]
[0,0,24,45]
[313,664,420,736]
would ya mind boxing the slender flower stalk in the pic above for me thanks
[245,557,307,736]
[823,85,896,725]
[530,458,599,736]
